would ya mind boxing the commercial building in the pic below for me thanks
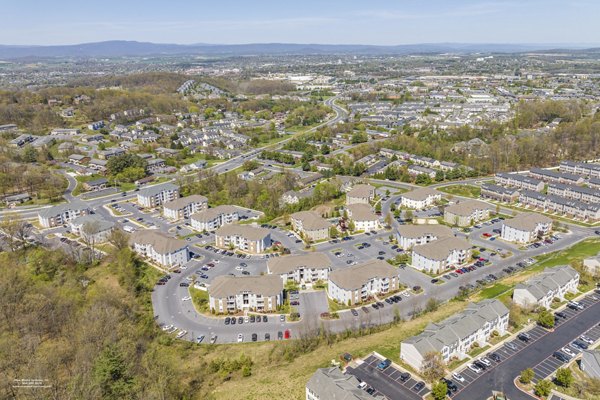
[130,230,189,267]
[346,184,375,205]
[208,275,283,313]
[399,188,442,210]
[214,224,271,254]
[190,205,239,232]
[136,183,179,208]
[396,224,454,250]
[513,265,580,309]
[267,253,331,284]
[400,300,509,371]
[411,236,471,274]
[327,260,399,306]
[306,367,374,400]
[163,194,208,220]
[443,200,494,227]
[38,201,90,228]
[290,211,331,242]
[345,203,380,232]
[500,212,553,244]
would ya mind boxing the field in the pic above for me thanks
[438,184,481,198]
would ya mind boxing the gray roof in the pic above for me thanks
[346,203,378,221]
[514,265,579,300]
[191,205,239,222]
[306,367,374,400]
[412,236,470,261]
[329,260,397,291]
[267,253,332,275]
[215,224,270,241]
[403,299,509,356]
[445,200,494,217]
[397,224,453,239]
[582,350,600,379]
[503,212,552,231]
[70,214,114,232]
[209,275,282,298]
[163,194,208,210]
[130,230,187,254]
[291,211,331,230]
[401,187,441,201]
[347,184,375,199]
[38,200,90,219]
[138,183,179,198]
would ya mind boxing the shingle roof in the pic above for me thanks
[397,224,453,239]
[347,184,375,199]
[191,205,238,222]
[267,253,332,275]
[346,203,378,221]
[209,275,282,298]
[138,183,179,198]
[329,260,397,291]
[503,212,552,231]
[215,224,270,241]
[412,236,470,261]
[514,265,579,300]
[401,187,441,201]
[130,230,187,254]
[306,367,374,400]
[291,211,331,230]
[38,200,90,219]
[163,194,208,210]
[445,200,494,217]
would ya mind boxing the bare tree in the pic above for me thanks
[81,220,101,262]
[0,212,32,251]
[107,228,129,251]
[421,352,446,383]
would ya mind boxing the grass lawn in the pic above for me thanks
[439,184,481,199]
[190,287,210,314]
[328,298,351,313]
[479,283,512,300]
[533,238,600,270]
[468,345,490,358]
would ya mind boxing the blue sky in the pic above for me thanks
[2,0,599,45]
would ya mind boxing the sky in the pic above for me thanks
[2,0,599,46]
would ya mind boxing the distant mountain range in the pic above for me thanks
[0,40,597,59]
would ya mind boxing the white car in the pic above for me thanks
[237,333,244,343]
[162,324,173,331]
[235,266,244,271]
[468,364,482,373]
[176,330,187,339]
[182,296,191,302]
[580,335,594,345]
[452,373,465,382]
[479,357,492,367]
[562,347,576,358]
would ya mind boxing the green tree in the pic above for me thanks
[93,345,134,400]
[22,145,38,163]
[555,368,573,388]
[404,209,414,222]
[350,131,368,144]
[107,154,147,176]
[421,352,446,383]
[537,309,555,329]
[431,381,448,400]
[534,379,552,397]
[520,368,535,384]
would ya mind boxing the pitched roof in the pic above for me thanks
[138,183,179,198]
[191,205,238,222]
[130,230,187,254]
[503,212,552,231]
[306,367,374,400]
[163,194,208,210]
[397,224,453,239]
[291,211,331,230]
[346,203,378,221]
[347,184,375,199]
[38,200,90,219]
[215,224,270,241]
[267,253,332,275]
[209,275,282,298]
[515,265,579,300]
[412,236,470,261]
[445,200,494,217]
[329,260,397,291]
[401,187,441,202]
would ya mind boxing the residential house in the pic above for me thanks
[130,230,189,267]
[529,168,584,185]
[83,178,108,191]
[209,275,283,313]
[480,184,519,203]
[327,260,399,306]
[513,265,580,309]
[400,300,509,371]
[214,224,271,254]
[306,367,375,400]
[495,173,544,192]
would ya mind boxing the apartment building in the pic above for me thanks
[136,183,179,208]
[529,168,584,185]
[411,236,471,274]
[400,300,509,371]
[346,184,375,205]
[162,194,208,220]
[495,173,544,191]
[399,187,442,210]
[306,367,374,400]
[190,205,239,232]
[208,275,283,313]
[559,161,600,179]
[396,224,454,250]
[130,230,189,267]
[69,214,114,243]
[290,211,331,242]
[480,184,519,203]
[547,183,600,204]
[513,265,579,309]
[327,260,399,306]
[214,224,271,254]
[500,212,552,244]
[443,200,494,227]
[345,203,380,231]
[267,253,331,284]
[38,201,90,228]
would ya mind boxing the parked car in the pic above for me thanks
[237,333,243,343]
[468,363,482,373]
[452,372,465,382]
[553,351,570,362]
[413,381,425,391]
[376,359,391,371]
[399,372,411,382]
[518,332,531,342]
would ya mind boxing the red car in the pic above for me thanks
[455,269,463,274]
[284,329,291,339]
[482,233,492,237]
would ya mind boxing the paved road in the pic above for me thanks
[453,293,600,400]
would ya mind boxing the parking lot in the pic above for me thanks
[451,292,600,400]
[346,354,429,400]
